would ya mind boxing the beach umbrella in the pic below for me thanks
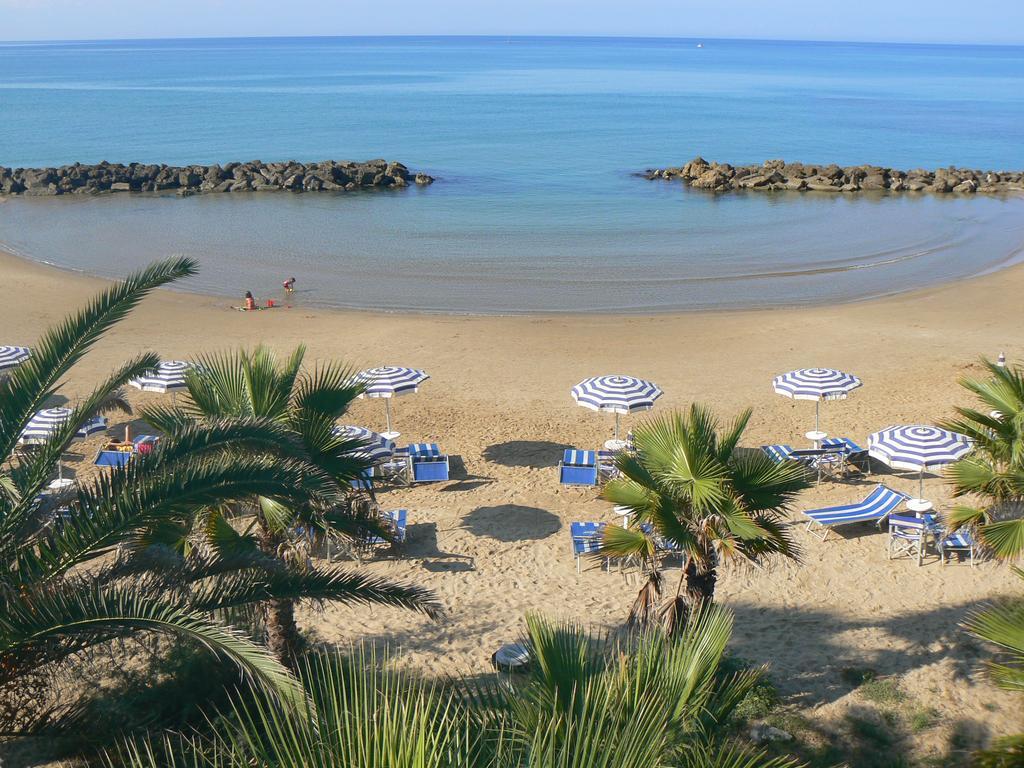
[571,374,663,441]
[19,407,107,446]
[0,345,31,372]
[355,366,430,437]
[772,367,862,433]
[868,424,972,497]
[128,360,192,393]
[333,425,397,464]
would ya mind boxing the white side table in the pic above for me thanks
[906,498,934,515]
[381,431,401,441]
[805,430,827,448]
[604,439,628,452]
[613,505,633,528]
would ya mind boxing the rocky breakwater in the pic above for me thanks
[0,159,434,197]
[645,157,1024,195]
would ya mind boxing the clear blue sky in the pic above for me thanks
[2,0,1022,45]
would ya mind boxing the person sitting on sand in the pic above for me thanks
[283,277,296,293]
[244,290,256,311]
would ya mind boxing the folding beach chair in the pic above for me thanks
[570,521,606,572]
[803,484,909,541]
[822,437,870,474]
[360,509,408,554]
[888,513,940,566]
[559,449,599,486]
[407,443,450,483]
[597,449,621,482]
[937,529,978,567]
[378,448,412,485]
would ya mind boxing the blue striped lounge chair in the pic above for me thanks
[762,444,795,463]
[888,513,941,566]
[804,484,909,541]
[350,466,374,490]
[406,443,450,483]
[560,449,599,486]
[938,529,977,567]
[571,521,606,572]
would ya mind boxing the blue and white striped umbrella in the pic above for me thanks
[333,425,396,464]
[355,366,429,436]
[869,424,972,496]
[128,360,192,393]
[0,345,31,372]
[571,375,663,440]
[19,408,108,445]
[356,366,429,398]
[773,367,861,434]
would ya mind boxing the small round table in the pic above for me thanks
[613,504,633,528]
[906,498,934,515]
[805,430,827,448]
[381,431,401,441]
[46,478,75,493]
[604,439,628,452]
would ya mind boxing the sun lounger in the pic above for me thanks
[762,444,795,463]
[888,513,940,566]
[559,449,599,486]
[938,529,977,567]
[804,484,909,541]
[407,443,450,483]
[570,521,606,572]
[350,467,374,490]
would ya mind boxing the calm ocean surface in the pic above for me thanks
[1,36,1023,312]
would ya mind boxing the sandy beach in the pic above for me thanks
[2,248,1022,757]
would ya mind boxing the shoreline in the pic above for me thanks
[4,242,1024,321]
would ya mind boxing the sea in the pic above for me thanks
[0,36,1022,313]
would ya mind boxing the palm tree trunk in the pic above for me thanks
[257,520,302,667]
[265,596,302,666]
[683,559,717,605]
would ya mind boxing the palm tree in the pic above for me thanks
[963,567,1024,766]
[109,605,800,768]
[942,358,1024,558]
[0,258,436,736]
[599,405,808,633]
[140,345,431,665]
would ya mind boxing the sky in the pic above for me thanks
[1,0,1022,45]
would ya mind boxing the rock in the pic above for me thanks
[749,723,792,744]
[110,182,132,191]
[641,159,1020,197]
[414,173,434,185]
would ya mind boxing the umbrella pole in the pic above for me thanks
[815,399,820,433]
[919,469,924,499]
[385,399,393,435]
[615,412,620,441]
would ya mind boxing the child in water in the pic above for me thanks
[282,277,296,293]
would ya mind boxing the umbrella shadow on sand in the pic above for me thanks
[405,521,475,572]
[462,505,561,542]
[482,441,570,469]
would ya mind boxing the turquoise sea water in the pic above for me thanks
[0,36,1023,312]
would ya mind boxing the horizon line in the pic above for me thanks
[1,33,1022,48]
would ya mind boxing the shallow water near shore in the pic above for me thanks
[1,36,1023,312]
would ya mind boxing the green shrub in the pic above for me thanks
[840,666,877,687]
[859,678,906,706]
[909,707,940,733]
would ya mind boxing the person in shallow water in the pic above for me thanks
[282,277,295,293]
[244,290,256,311]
